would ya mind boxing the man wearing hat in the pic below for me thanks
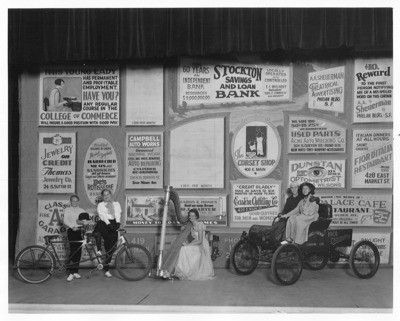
[281,182,319,244]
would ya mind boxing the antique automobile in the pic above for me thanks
[230,201,380,285]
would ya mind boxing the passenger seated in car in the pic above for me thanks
[273,183,303,242]
[280,182,319,244]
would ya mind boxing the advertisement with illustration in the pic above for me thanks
[288,160,345,188]
[125,194,178,226]
[179,196,227,226]
[83,138,119,205]
[352,129,392,188]
[39,66,120,126]
[38,132,76,193]
[319,194,392,227]
[288,115,346,153]
[231,180,281,226]
[126,132,163,189]
[178,58,292,107]
[308,66,345,113]
[232,118,281,178]
[353,58,393,123]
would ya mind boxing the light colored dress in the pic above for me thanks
[285,196,319,244]
[174,221,215,280]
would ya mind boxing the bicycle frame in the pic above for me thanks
[45,230,129,269]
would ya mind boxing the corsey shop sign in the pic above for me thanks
[352,129,392,188]
[232,118,281,178]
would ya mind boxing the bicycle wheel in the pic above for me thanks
[115,244,152,281]
[350,240,380,279]
[15,246,55,284]
[304,253,328,270]
[271,243,303,285]
[231,240,259,275]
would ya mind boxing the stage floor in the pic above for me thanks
[9,265,393,313]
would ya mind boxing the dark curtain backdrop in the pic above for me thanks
[9,8,392,65]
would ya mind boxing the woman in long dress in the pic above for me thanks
[281,182,319,244]
[174,209,215,280]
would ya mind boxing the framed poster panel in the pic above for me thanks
[353,58,393,123]
[288,159,345,189]
[170,117,225,189]
[38,132,76,194]
[308,66,345,113]
[352,129,392,188]
[288,114,346,153]
[230,179,281,227]
[319,194,392,227]
[83,138,119,205]
[178,58,292,107]
[125,65,164,126]
[231,118,281,178]
[126,132,163,189]
[39,66,120,126]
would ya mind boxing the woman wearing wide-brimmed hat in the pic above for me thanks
[280,182,319,244]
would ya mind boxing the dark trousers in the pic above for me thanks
[96,220,118,271]
[67,228,83,274]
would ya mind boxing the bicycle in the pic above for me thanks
[14,228,152,284]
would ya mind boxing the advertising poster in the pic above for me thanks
[231,180,281,226]
[37,200,102,265]
[232,118,281,178]
[125,65,164,126]
[178,58,292,107]
[126,194,179,226]
[38,132,76,193]
[39,66,120,126]
[125,132,163,189]
[288,160,345,188]
[319,194,392,227]
[308,66,345,113]
[179,196,227,226]
[83,138,119,205]
[170,117,225,189]
[353,58,393,123]
[288,115,346,153]
[37,199,69,261]
[352,129,393,188]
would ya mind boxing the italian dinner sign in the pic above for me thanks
[352,129,392,188]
